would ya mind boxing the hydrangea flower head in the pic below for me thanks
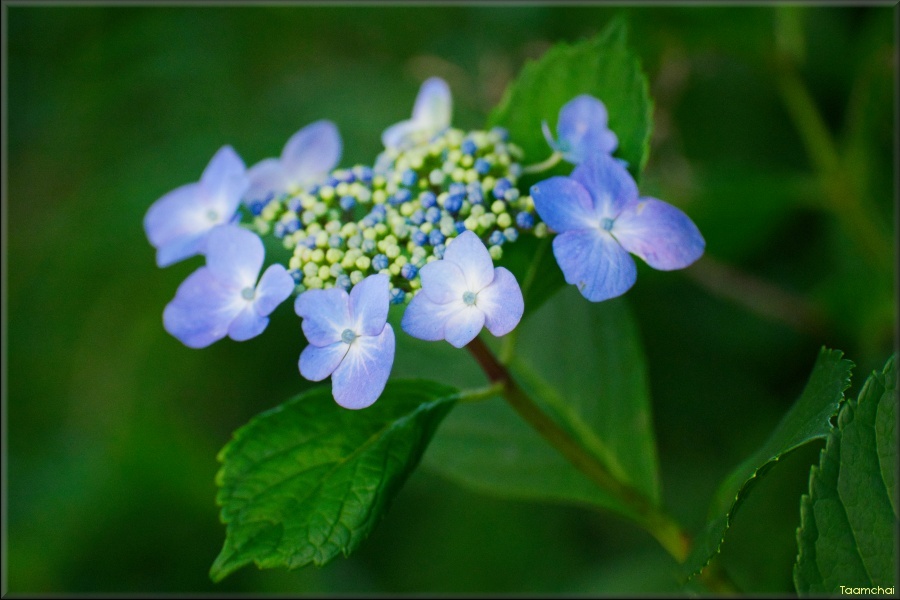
[163,225,295,348]
[401,231,524,348]
[381,77,452,150]
[295,273,395,409]
[244,120,342,202]
[531,154,705,302]
[144,145,249,267]
[542,94,618,164]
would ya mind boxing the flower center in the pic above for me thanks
[462,291,477,306]
[241,287,255,301]
[341,328,357,344]
[601,217,615,232]
[207,209,220,222]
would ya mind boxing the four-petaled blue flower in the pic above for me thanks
[144,145,249,267]
[402,231,524,348]
[244,120,342,202]
[542,94,618,165]
[163,225,295,348]
[531,154,705,302]
[381,77,452,150]
[295,274,396,409]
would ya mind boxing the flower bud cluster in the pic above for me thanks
[247,127,546,303]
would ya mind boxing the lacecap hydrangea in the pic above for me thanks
[144,77,704,409]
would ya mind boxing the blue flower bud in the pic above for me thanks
[353,165,373,184]
[335,274,352,291]
[328,234,344,248]
[273,222,286,238]
[411,229,429,246]
[400,263,419,280]
[409,209,426,225]
[455,221,468,234]
[425,206,442,224]
[361,238,377,254]
[339,195,356,210]
[515,211,534,229]
[428,229,445,246]
[307,184,320,196]
[372,253,389,270]
[249,199,266,216]
[289,269,304,283]
[489,230,505,246]
[503,227,519,243]
[401,169,418,186]
[326,175,341,188]
[449,182,467,195]
[433,243,446,259]
[390,288,406,305]
[286,197,303,213]
[420,191,437,209]
[474,158,491,175]
[444,193,464,213]
[461,139,477,155]
[492,178,512,199]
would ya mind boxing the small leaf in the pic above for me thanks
[683,348,854,580]
[424,287,658,521]
[210,380,457,582]
[489,16,652,179]
[794,355,897,595]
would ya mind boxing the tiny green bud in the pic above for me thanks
[355,255,371,271]
[319,186,335,201]
[491,200,506,215]
[318,265,331,280]
[489,245,503,260]
[350,270,364,285]
[534,222,549,238]
[326,248,343,264]
[497,212,513,229]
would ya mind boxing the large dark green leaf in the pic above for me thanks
[424,287,658,520]
[794,355,896,594]
[210,380,457,582]
[683,348,854,580]
[488,16,652,178]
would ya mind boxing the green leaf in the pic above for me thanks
[488,16,652,178]
[424,287,658,520]
[210,379,458,582]
[794,355,897,594]
[683,348,854,580]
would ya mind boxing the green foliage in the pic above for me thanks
[210,380,457,582]
[794,355,897,594]
[488,16,652,178]
[684,348,854,580]
[424,287,658,521]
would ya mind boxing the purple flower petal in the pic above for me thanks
[300,341,350,382]
[162,268,243,348]
[295,288,352,346]
[411,77,452,130]
[569,154,638,220]
[205,226,264,290]
[253,264,295,316]
[200,145,248,203]
[476,267,524,338]
[332,325,396,409]
[245,158,289,203]
[228,304,269,342]
[444,231,494,293]
[419,260,467,304]
[552,229,637,302]
[443,306,486,348]
[144,183,218,267]
[349,274,390,337]
[381,119,421,150]
[281,120,342,188]
[556,95,618,163]
[613,197,706,271]
[401,294,465,342]
[530,176,596,233]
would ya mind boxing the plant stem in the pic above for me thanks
[466,335,691,564]
[522,151,563,174]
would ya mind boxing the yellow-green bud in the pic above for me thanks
[497,212,513,229]
[534,222,549,238]
[491,200,506,215]
[372,189,387,204]
[489,245,503,260]
[355,255,371,271]
[319,186,335,201]
[310,248,325,263]
[350,270,364,285]
[326,248,343,264]
[318,265,331,280]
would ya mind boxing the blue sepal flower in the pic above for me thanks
[144,145,249,268]
[531,154,705,302]
[162,225,295,348]
[295,274,396,409]
[381,77,452,150]
[401,231,524,348]
[542,95,618,164]
[244,120,342,202]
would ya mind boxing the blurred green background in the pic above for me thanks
[5,4,895,594]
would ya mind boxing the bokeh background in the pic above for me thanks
[5,4,896,594]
